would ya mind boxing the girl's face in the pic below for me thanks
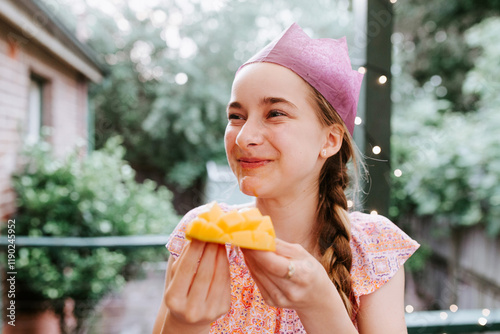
[224,63,336,201]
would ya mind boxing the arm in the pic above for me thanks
[153,240,231,334]
[294,281,358,334]
[357,267,408,334]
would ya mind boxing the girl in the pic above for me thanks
[154,23,419,334]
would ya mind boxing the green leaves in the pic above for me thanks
[463,17,500,107]
[394,0,500,111]
[391,17,500,237]
[8,137,179,322]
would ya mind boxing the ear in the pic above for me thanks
[321,124,344,158]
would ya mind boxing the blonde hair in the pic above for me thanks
[309,84,360,319]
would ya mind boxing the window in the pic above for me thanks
[25,75,45,144]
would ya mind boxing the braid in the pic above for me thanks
[308,84,360,319]
[317,148,358,318]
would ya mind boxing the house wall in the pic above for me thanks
[0,18,89,221]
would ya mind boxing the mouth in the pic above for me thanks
[237,157,271,169]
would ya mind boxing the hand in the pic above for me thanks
[241,239,334,311]
[164,240,231,329]
[242,239,358,334]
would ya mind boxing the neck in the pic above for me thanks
[256,191,320,255]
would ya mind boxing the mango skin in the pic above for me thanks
[185,202,276,251]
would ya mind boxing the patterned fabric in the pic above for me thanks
[166,203,420,333]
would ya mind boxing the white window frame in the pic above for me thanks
[26,76,44,144]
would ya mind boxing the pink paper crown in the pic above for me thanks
[239,23,364,135]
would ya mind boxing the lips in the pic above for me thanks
[237,157,271,169]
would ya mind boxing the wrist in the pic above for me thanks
[295,282,357,334]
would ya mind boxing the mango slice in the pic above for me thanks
[185,202,276,251]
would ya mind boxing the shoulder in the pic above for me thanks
[348,212,420,299]
[349,211,418,247]
[165,202,253,257]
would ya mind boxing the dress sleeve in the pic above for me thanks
[165,205,206,258]
[349,212,420,301]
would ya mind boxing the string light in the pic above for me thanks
[482,308,491,317]
[394,169,402,177]
[378,75,388,84]
[175,72,188,85]
[405,305,414,313]
[356,61,391,216]
[347,200,354,208]
[478,317,488,326]
[439,312,448,320]
[449,304,458,312]
[390,0,397,3]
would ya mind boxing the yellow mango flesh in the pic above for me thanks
[198,202,224,222]
[185,202,276,251]
[256,216,276,238]
[217,210,246,233]
[185,218,229,244]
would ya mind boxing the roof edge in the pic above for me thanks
[0,0,108,82]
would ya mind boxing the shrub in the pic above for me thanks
[5,137,179,331]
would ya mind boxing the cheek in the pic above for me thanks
[224,126,237,157]
[279,129,322,165]
[224,127,244,182]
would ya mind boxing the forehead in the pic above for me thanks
[231,63,312,101]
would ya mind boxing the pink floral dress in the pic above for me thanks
[166,203,420,333]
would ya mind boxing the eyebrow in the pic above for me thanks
[227,96,297,111]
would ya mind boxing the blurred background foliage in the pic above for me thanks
[393,0,500,112]
[391,1,500,237]
[9,137,178,330]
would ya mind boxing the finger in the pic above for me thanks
[243,248,291,279]
[274,239,305,259]
[189,242,219,300]
[206,245,232,311]
[266,240,314,283]
[248,259,294,308]
[243,239,309,281]
[207,244,230,297]
[169,240,207,294]
[245,247,312,300]
[169,239,190,274]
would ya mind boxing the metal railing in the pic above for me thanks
[1,235,499,333]
[0,235,169,248]
[406,309,500,333]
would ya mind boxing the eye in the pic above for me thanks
[227,113,245,122]
[267,110,287,118]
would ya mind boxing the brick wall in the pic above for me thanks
[0,19,89,221]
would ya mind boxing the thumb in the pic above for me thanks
[274,239,305,258]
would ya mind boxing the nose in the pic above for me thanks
[235,117,264,148]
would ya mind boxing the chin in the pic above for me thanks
[239,185,260,198]
[238,177,265,198]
